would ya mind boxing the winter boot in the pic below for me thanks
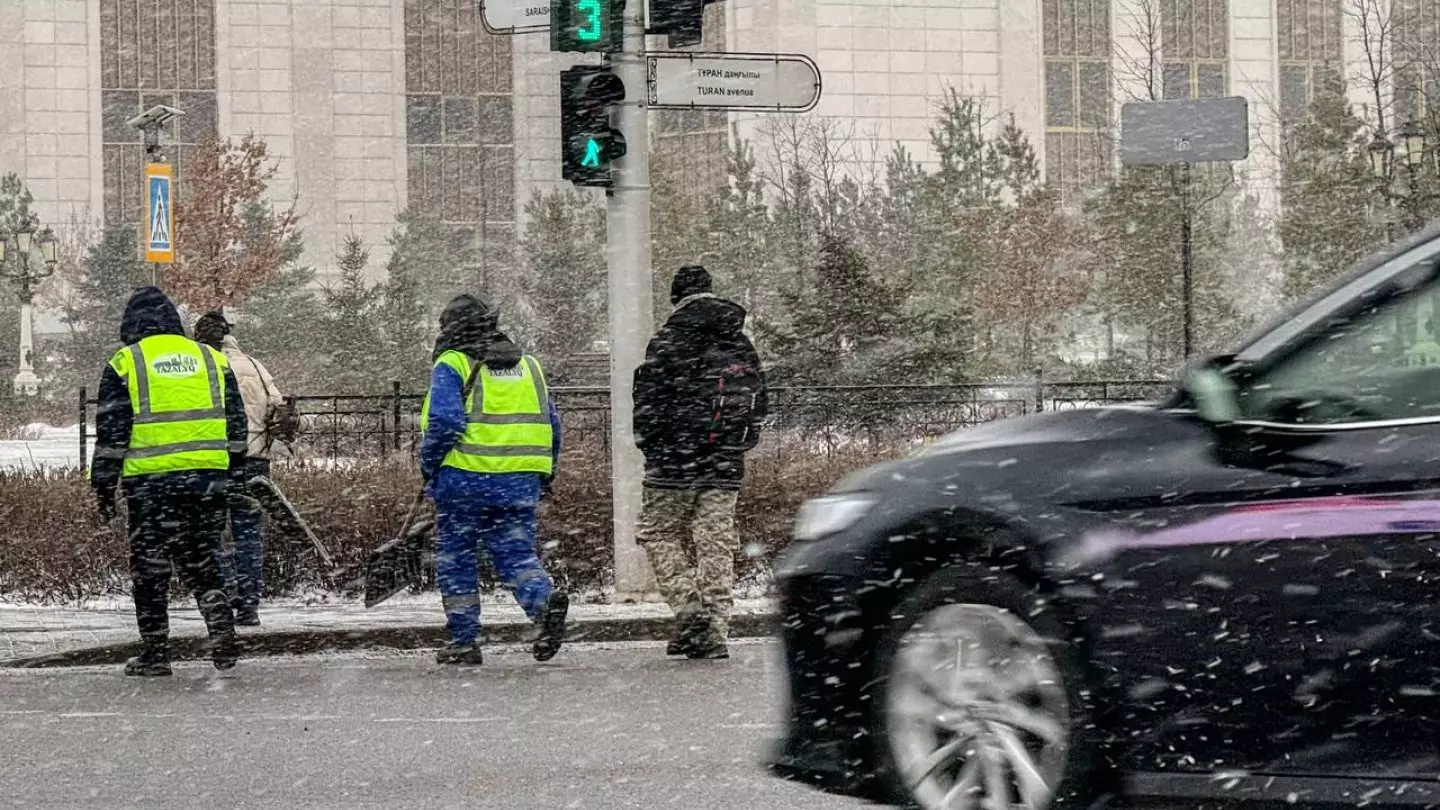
[124,645,172,677]
[210,630,239,670]
[666,609,710,657]
[235,606,261,628]
[198,589,239,670]
[532,591,570,662]
[685,622,730,660]
[436,642,485,666]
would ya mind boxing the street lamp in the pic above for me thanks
[1370,133,1393,180]
[1,224,59,397]
[1402,120,1429,170]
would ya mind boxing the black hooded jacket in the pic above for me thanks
[91,287,248,502]
[632,295,768,489]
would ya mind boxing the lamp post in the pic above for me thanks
[1371,122,1435,234]
[1400,120,1430,232]
[1,225,59,396]
[1372,123,1440,360]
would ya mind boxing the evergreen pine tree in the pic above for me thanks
[53,227,150,395]
[1279,68,1387,302]
[512,189,606,382]
[778,231,902,384]
[319,233,384,393]
[377,236,432,390]
[239,265,325,393]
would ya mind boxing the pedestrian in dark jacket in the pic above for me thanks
[632,266,768,659]
[91,287,248,676]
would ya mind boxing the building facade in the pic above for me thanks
[0,0,1428,277]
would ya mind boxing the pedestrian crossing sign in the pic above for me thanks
[144,163,175,263]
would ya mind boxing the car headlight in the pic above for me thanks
[794,493,876,542]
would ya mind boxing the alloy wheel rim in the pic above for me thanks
[885,603,1071,810]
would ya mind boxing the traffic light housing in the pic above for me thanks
[551,0,623,53]
[560,66,628,187]
[648,0,704,47]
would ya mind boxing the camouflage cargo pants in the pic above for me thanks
[636,487,740,639]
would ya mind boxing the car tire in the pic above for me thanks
[872,563,1109,810]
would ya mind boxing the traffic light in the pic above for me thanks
[648,0,704,47]
[560,66,627,187]
[551,0,623,53]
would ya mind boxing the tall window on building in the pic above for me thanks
[1162,0,1228,99]
[1394,0,1440,128]
[1043,0,1112,191]
[652,4,729,204]
[1277,0,1343,136]
[404,0,515,258]
[100,0,219,229]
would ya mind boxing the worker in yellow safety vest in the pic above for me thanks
[419,294,569,666]
[90,287,250,677]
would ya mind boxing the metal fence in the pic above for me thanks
[76,378,1173,466]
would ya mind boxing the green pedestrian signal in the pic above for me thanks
[577,0,602,41]
[581,138,603,168]
[560,66,627,188]
[551,0,622,53]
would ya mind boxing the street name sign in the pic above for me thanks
[481,0,550,34]
[646,52,821,111]
[1120,95,1250,166]
[144,163,175,264]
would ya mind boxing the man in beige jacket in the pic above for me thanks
[195,311,286,626]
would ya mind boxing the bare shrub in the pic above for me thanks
[0,442,890,603]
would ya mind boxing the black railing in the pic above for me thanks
[76,379,1172,467]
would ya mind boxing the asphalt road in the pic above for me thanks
[0,640,868,809]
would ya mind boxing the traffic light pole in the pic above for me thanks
[607,2,655,599]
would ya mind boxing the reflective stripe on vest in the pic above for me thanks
[421,352,554,476]
[109,335,231,477]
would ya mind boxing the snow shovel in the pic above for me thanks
[245,475,337,571]
[363,487,433,608]
[365,365,483,608]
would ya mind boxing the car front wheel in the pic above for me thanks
[875,566,1103,809]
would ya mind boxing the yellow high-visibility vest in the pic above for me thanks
[421,350,554,475]
[101,334,235,477]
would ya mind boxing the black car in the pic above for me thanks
[770,227,1440,809]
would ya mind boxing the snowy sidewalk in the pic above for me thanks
[0,594,779,666]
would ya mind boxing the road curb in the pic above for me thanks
[2,612,780,669]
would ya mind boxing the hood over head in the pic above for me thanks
[666,294,748,340]
[432,294,522,370]
[120,287,186,346]
[433,294,498,360]
[670,265,712,305]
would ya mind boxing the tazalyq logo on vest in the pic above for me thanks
[151,353,200,378]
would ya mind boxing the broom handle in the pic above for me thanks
[396,359,480,545]
[394,486,427,546]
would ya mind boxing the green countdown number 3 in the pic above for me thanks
[577,0,602,42]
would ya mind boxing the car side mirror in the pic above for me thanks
[1179,357,1241,424]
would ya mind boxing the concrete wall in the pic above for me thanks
[730,0,1010,172]
[0,0,100,228]
[511,30,583,217]
[218,0,407,277]
[1231,0,1281,212]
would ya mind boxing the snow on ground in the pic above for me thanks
[0,424,84,471]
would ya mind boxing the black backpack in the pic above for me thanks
[702,347,764,451]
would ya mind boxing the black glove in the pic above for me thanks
[95,491,118,523]
[230,464,252,490]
